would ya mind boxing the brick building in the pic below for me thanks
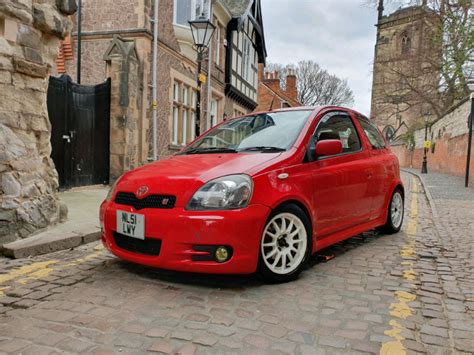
[255,64,300,111]
[57,0,267,175]
[370,0,440,140]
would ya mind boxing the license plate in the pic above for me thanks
[116,210,145,240]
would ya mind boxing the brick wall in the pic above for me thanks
[391,99,473,185]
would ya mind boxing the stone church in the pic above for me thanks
[370,0,441,141]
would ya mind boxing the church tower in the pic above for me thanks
[370,0,441,141]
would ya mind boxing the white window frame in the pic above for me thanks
[171,80,198,146]
[172,106,179,145]
[173,0,210,27]
[182,110,188,145]
[242,36,252,82]
[209,98,218,128]
[215,24,221,66]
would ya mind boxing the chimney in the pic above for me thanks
[285,66,297,101]
[265,70,281,93]
[258,63,264,82]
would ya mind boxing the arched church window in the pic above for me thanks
[401,34,411,54]
[382,125,396,142]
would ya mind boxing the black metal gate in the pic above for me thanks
[47,75,111,189]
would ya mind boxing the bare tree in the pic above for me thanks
[369,0,473,119]
[267,61,355,106]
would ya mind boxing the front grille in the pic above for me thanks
[115,192,176,210]
[113,232,162,256]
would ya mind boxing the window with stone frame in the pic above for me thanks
[214,21,224,67]
[172,81,197,146]
[208,97,221,129]
[401,33,411,54]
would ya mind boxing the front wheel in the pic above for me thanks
[379,188,404,234]
[257,204,312,283]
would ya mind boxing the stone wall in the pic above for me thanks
[0,0,76,244]
[104,36,143,180]
[391,98,473,185]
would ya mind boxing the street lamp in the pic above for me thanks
[421,112,430,174]
[189,16,216,137]
[465,79,474,187]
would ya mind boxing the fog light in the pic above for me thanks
[215,246,229,263]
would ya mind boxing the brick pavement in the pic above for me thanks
[0,172,473,354]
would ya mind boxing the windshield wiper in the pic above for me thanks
[182,147,238,155]
[240,146,286,153]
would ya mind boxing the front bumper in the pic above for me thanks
[100,201,271,274]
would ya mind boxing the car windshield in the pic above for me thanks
[182,110,312,154]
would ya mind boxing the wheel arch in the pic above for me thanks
[272,199,313,232]
[381,181,405,225]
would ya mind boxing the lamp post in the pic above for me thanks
[465,79,474,187]
[421,112,430,174]
[189,17,216,137]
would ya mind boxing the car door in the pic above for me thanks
[309,111,373,239]
[356,115,391,220]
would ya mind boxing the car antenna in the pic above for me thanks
[269,96,276,111]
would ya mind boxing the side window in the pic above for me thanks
[358,119,386,149]
[315,112,361,154]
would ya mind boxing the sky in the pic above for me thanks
[260,0,381,116]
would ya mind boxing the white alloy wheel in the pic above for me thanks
[391,191,404,229]
[261,212,308,275]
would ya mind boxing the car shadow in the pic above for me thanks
[113,229,387,289]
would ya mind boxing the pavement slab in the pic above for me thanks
[1,187,108,259]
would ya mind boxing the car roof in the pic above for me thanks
[250,105,368,117]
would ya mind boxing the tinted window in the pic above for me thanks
[358,119,386,149]
[315,112,361,154]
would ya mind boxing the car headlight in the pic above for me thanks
[186,174,253,210]
[105,176,122,201]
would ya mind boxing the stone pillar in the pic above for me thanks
[0,0,76,244]
[104,36,142,181]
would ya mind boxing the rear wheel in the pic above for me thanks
[379,188,404,234]
[258,204,312,283]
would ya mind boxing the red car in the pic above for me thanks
[100,106,404,282]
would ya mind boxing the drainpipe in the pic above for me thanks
[77,0,82,84]
[151,0,159,161]
[206,2,214,129]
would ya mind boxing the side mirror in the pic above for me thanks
[315,139,343,158]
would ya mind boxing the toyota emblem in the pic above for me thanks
[136,186,149,197]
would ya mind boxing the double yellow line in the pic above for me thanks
[0,245,106,295]
[380,177,419,355]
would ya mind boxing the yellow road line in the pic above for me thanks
[0,261,59,285]
[380,177,419,355]
[0,245,106,287]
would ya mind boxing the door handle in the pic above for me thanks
[62,135,71,143]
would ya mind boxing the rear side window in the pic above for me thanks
[358,119,386,149]
[315,112,361,153]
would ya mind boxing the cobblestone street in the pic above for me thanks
[0,172,473,354]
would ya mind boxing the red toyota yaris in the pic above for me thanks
[100,106,404,282]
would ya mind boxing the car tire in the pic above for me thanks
[378,188,404,234]
[257,204,312,283]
